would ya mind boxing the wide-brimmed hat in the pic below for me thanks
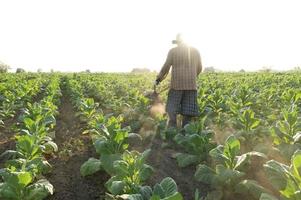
[172,34,184,44]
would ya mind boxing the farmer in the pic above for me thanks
[155,34,202,128]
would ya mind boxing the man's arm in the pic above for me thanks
[156,50,173,83]
[196,51,202,76]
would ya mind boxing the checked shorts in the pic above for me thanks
[166,89,200,117]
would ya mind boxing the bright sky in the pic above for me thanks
[0,0,300,72]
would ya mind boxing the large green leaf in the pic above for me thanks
[215,164,244,185]
[27,157,52,175]
[263,160,290,191]
[234,180,268,199]
[194,164,215,184]
[80,158,102,177]
[105,176,119,193]
[224,135,240,158]
[113,160,129,177]
[16,135,41,159]
[0,150,23,160]
[25,179,54,200]
[109,180,127,195]
[138,149,151,165]
[0,170,33,199]
[235,151,267,171]
[160,177,178,197]
[250,119,260,130]
[150,195,161,200]
[209,145,228,164]
[100,154,121,176]
[139,164,154,181]
[278,143,299,160]
[0,182,17,199]
[94,138,111,155]
[175,153,200,168]
[114,130,128,143]
[139,185,152,200]
[16,171,33,188]
[152,184,165,199]
[234,153,249,171]
[128,133,142,144]
[263,159,301,198]
[292,150,301,179]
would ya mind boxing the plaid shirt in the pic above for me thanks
[157,44,202,90]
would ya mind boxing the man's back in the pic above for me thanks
[157,44,202,90]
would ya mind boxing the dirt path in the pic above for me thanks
[146,137,208,199]
[0,117,17,164]
[46,85,108,200]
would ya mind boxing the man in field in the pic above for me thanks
[155,34,202,128]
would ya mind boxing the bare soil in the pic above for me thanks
[0,118,16,168]
[145,137,209,200]
[46,87,108,200]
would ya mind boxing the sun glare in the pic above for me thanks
[0,0,300,72]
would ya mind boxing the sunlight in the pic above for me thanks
[0,0,300,72]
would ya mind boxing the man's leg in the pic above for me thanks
[168,112,177,128]
[182,115,192,128]
[166,89,183,128]
[181,90,199,128]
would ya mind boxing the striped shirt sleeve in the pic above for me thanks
[157,49,173,82]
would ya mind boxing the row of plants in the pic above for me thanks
[0,74,47,128]
[0,76,62,200]
[194,73,301,199]
[1,72,300,199]
[68,72,301,199]
[73,73,160,132]
[154,73,301,199]
[65,76,184,200]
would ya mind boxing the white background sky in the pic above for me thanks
[0,0,300,72]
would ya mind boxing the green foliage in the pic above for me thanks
[77,98,99,121]
[105,150,154,195]
[0,165,53,200]
[263,150,301,199]
[105,177,183,200]
[195,135,268,200]
[271,106,301,160]
[173,117,216,167]
[80,158,103,177]
[0,75,61,200]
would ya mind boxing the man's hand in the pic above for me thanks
[153,79,160,86]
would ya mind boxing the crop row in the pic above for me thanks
[65,76,184,199]
[0,76,61,200]
[0,74,48,127]
[1,72,301,200]
[166,73,301,200]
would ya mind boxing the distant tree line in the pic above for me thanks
[0,61,10,73]
[131,68,151,73]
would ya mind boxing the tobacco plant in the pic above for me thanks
[194,135,268,200]
[261,150,301,200]
[271,106,301,160]
[173,117,216,167]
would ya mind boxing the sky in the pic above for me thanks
[0,0,301,72]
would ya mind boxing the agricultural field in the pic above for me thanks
[1,72,301,200]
